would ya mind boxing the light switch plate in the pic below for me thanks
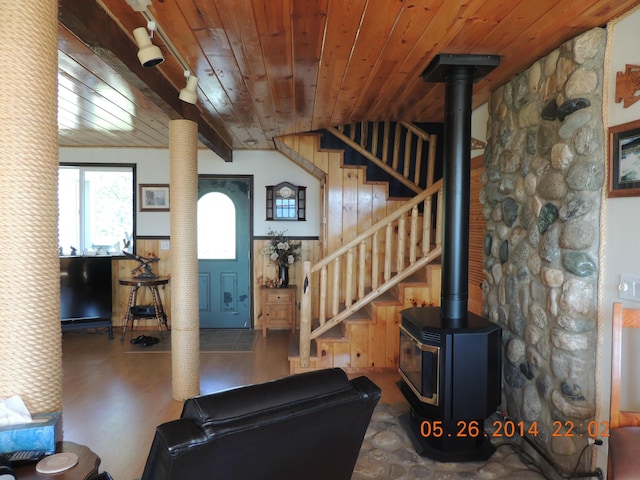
[160,240,170,250]
[618,274,640,303]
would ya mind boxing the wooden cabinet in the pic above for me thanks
[261,285,296,337]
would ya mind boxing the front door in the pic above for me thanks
[197,176,252,328]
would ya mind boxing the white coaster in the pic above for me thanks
[35,452,79,474]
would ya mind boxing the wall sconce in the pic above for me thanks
[179,72,199,104]
[133,25,164,67]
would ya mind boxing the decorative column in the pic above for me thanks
[0,1,61,412]
[169,119,200,400]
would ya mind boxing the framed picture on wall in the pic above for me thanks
[139,184,170,211]
[609,119,640,197]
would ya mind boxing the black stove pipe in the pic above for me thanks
[440,66,474,325]
[422,54,500,327]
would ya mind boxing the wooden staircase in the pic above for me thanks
[288,265,441,373]
[276,123,443,374]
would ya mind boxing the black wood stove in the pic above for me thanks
[398,54,502,462]
[399,307,501,461]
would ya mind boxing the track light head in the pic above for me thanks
[179,74,199,104]
[133,26,164,67]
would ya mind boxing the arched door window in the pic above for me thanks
[198,192,235,259]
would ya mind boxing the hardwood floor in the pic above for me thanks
[60,328,405,479]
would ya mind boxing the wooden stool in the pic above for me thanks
[119,277,170,341]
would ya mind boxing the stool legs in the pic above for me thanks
[120,284,169,342]
[150,285,170,337]
[120,285,139,342]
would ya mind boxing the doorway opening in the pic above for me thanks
[197,176,253,328]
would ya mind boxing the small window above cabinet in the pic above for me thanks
[266,182,306,221]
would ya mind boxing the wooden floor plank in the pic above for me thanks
[60,329,403,479]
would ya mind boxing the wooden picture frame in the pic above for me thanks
[609,119,640,197]
[139,184,170,211]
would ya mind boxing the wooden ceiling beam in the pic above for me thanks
[58,0,232,161]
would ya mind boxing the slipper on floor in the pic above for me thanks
[130,335,148,345]
[142,336,160,347]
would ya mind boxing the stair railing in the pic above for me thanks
[326,121,437,194]
[299,179,443,368]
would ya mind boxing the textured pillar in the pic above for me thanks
[169,119,200,400]
[0,1,61,412]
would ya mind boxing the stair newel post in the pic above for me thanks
[300,260,312,368]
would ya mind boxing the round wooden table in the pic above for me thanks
[12,442,100,479]
[119,276,170,341]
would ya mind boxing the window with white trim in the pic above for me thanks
[58,164,135,255]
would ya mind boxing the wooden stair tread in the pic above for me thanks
[288,332,317,359]
[309,318,347,339]
[345,309,371,321]
[402,269,432,284]
[317,323,347,340]
[370,291,399,304]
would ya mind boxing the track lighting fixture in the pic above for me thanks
[179,73,199,104]
[133,26,164,67]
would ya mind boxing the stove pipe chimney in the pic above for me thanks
[422,54,500,327]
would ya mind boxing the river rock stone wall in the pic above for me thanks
[481,28,606,473]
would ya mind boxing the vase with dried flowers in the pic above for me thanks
[262,229,301,288]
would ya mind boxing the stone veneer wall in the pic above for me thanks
[482,28,606,472]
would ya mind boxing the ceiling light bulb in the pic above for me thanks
[179,75,199,104]
[133,27,164,67]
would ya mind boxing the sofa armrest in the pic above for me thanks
[350,375,383,401]
[154,419,209,453]
[141,420,208,480]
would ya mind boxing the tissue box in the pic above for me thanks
[0,412,61,454]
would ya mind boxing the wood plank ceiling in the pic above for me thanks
[57,0,640,161]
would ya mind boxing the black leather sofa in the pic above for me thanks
[140,368,381,480]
